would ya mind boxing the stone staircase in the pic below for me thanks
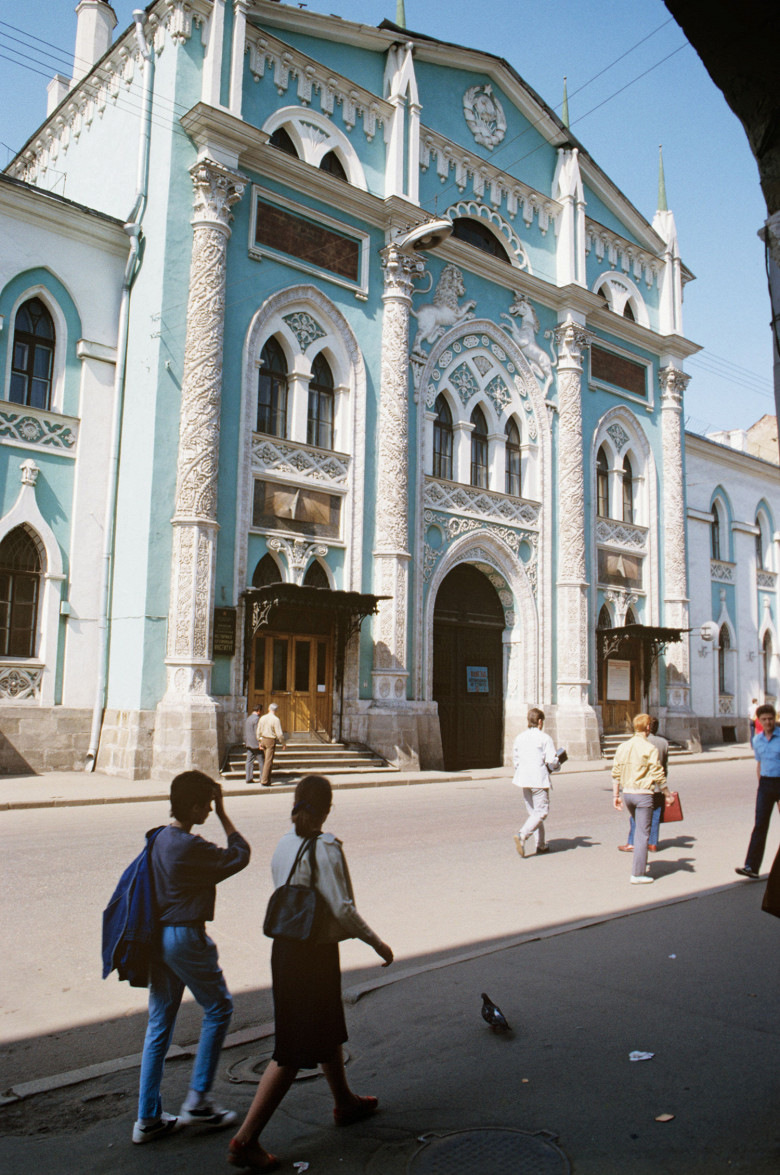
[600,732,691,760]
[221,733,395,784]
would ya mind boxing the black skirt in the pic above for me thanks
[271,938,348,1068]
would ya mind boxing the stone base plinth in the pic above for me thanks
[344,701,444,771]
[96,709,157,779]
[151,698,221,780]
[545,703,602,760]
[664,712,702,751]
[0,706,92,773]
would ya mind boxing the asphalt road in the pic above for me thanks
[0,758,774,1092]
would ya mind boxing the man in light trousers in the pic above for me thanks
[512,707,561,857]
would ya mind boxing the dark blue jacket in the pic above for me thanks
[102,827,164,988]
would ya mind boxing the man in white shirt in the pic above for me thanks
[512,707,562,857]
[258,702,287,787]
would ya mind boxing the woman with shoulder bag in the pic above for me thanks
[228,775,393,1172]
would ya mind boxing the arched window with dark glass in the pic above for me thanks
[252,553,283,587]
[303,560,330,589]
[307,353,334,450]
[598,604,612,630]
[432,394,453,480]
[596,446,609,518]
[625,607,637,626]
[505,418,521,497]
[451,217,512,263]
[718,624,731,695]
[755,514,766,570]
[470,406,488,488]
[763,631,773,696]
[711,503,722,561]
[269,127,298,157]
[257,337,288,437]
[319,150,347,182]
[0,526,42,658]
[10,298,55,410]
[622,455,634,523]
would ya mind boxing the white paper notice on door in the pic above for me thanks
[607,659,632,701]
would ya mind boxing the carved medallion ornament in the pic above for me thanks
[606,423,631,453]
[463,84,507,150]
[282,312,326,352]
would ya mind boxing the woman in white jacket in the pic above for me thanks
[228,775,393,1172]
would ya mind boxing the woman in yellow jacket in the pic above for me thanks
[612,713,672,885]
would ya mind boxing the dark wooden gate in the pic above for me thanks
[433,564,504,770]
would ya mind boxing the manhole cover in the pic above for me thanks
[226,1047,351,1084]
[408,1128,570,1175]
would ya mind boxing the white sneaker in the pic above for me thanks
[629,875,654,885]
[179,1100,237,1129]
[132,1112,182,1144]
[513,834,525,857]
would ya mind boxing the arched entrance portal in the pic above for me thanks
[433,564,504,770]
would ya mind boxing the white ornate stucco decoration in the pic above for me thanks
[500,293,556,397]
[267,537,329,586]
[463,84,507,150]
[659,364,692,713]
[554,319,591,708]
[281,312,326,351]
[603,589,639,626]
[411,264,476,354]
[252,438,349,488]
[372,244,425,702]
[158,159,245,734]
[445,202,531,271]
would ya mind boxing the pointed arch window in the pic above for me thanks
[432,394,453,480]
[596,446,610,518]
[505,418,521,497]
[257,338,288,438]
[320,150,348,182]
[711,503,722,561]
[0,526,42,657]
[622,455,634,524]
[307,353,334,450]
[470,406,488,489]
[10,298,55,411]
[451,217,511,263]
[252,553,283,588]
[718,625,731,695]
[303,560,330,589]
[269,127,298,157]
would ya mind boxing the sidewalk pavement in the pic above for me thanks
[1,877,778,1174]
[0,742,755,810]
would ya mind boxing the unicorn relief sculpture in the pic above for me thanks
[500,292,556,397]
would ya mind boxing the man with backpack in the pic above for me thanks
[133,771,250,1143]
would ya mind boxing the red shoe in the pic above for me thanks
[227,1138,279,1172]
[333,1096,378,1127]
[648,845,658,852]
[617,845,633,852]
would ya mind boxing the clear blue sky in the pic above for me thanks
[0,0,773,434]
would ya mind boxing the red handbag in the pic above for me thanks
[660,791,683,822]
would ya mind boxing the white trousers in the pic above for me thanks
[520,787,550,848]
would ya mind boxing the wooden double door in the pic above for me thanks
[249,632,333,735]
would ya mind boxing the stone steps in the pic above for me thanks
[221,738,395,782]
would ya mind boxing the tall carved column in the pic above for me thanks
[554,317,600,757]
[372,244,423,704]
[659,364,698,745]
[152,159,245,777]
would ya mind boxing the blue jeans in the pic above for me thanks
[624,793,654,876]
[628,793,663,847]
[138,925,233,1121]
[745,777,780,872]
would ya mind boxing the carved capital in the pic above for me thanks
[190,159,246,233]
[553,318,590,369]
[267,537,328,585]
[380,244,425,302]
[658,364,690,408]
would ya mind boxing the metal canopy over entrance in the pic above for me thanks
[242,585,382,740]
[597,623,685,731]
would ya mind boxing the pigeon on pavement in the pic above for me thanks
[481,992,511,1032]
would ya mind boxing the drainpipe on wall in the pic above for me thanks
[85,11,153,770]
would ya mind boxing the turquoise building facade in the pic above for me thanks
[0,1,705,776]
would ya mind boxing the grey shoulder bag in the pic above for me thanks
[263,835,325,942]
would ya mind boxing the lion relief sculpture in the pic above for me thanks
[411,264,476,353]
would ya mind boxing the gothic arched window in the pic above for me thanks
[303,560,330,589]
[505,419,521,497]
[319,150,347,181]
[622,455,634,523]
[10,298,55,410]
[257,338,288,437]
[307,353,334,450]
[763,631,773,697]
[711,502,722,561]
[252,553,283,587]
[432,394,453,480]
[0,526,42,657]
[596,447,610,518]
[470,406,489,488]
[269,127,298,157]
[452,218,512,263]
[718,625,731,695]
